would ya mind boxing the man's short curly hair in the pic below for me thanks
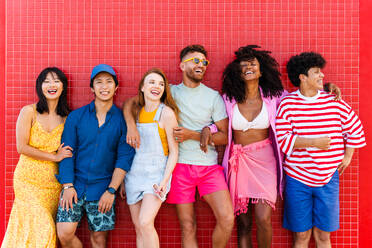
[180,44,207,61]
[286,52,326,87]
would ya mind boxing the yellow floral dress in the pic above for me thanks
[2,107,64,248]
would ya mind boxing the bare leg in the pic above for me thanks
[57,222,82,248]
[176,203,198,248]
[90,231,108,248]
[138,194,163,248]
[129,201,144,248]
[236,204,253,248]
[203,190,235,248]
[254,202,272,248]
[313,227,331,248]
[293,229,312,248]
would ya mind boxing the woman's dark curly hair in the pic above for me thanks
[286,52,326,87]
[222,45,284,103]
[36,67,70,117]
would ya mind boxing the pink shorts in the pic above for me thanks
[167,163,229,204]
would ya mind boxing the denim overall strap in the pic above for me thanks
[153,103,164,122]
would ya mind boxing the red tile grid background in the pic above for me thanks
[3,0,360,247]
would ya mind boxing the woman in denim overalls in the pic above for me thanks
[120,68,179,248]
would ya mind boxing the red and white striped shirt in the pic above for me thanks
[276,90,366,187]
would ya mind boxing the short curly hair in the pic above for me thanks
[286,52,326,87]
[222,45,284,103]
[179,44,207,61]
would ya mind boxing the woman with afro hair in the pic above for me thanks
[221,45,286,248]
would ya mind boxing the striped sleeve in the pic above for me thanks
[341,104,366,148]
[275,104,297,156]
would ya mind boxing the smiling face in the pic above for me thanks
[301,67,324,91]
[240,58,262,83]
[141,72,165,102]
[180,52,207,83]
[41,72,63,100]
[91,72,118,102]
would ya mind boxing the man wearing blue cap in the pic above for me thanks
[55,64,135,248]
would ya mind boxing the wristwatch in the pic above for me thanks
[106,187,116,194]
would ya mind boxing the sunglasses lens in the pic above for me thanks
[193,58,200,64]
[202,60,209,66]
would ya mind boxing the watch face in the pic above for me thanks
[107,187,116,194]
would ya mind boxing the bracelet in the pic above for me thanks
[207,124,218,134]
[63,185,74,190]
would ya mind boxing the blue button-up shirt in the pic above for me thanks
[56,101,135,201]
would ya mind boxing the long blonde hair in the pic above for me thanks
[133,68,179,120]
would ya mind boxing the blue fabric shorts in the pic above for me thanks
[283,171,340,232]
[56,195,116,232]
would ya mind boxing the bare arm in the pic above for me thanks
[293,136,331,150]
[157,107,179,196]
[98,168,126,213]
[122,96,140,148]
[16,105,72,162]
[338,147,355,175]
[173,126,201,142]
[199,118,228,153]
[324,82,342,101]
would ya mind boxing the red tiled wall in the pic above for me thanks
[1,0,366,247]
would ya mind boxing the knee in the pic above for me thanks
[314,229,331,244]
[255,213,271,229]
[138,217,155,233]
[90,232,107,246]
[237,213,252,234]
[294,230,312,244]
[216,211,235,231]
[179,218,197,236]
[57,225,75,244]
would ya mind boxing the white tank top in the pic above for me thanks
[232,103,270,131]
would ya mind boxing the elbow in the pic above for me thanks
[168,148,179,159]
[16,144,24,154]
[222,135,228,145]
[217,134,228,145]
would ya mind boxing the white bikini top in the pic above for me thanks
[232,103,270,131]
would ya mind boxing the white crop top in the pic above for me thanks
[232,103,270,131]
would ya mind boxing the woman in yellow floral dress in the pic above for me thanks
[2,67,73,248]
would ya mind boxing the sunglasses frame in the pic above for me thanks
[183,57,210,66]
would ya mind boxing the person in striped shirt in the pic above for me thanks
[276,52,366,248]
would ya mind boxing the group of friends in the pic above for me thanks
[2,44,366,248]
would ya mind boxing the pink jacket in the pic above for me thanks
[222,89,288,196]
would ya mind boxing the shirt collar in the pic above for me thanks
[88,100,116,115]
[88,100,96,113]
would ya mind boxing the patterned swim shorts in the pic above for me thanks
[56,195,115,232]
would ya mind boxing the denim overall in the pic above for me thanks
[125,104,171,205]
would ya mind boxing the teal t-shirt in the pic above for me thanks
[171,82,227,166]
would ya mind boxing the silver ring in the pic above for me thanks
[175,137,178,141]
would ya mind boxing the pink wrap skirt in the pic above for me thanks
[228,138,277,216]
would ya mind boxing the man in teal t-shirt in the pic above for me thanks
[123,45,234,248]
